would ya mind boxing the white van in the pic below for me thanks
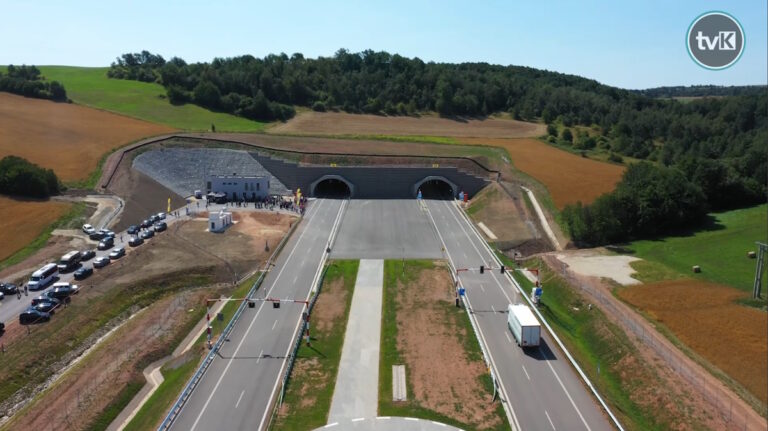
[28,263,58,291]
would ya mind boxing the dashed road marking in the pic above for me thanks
[235,390,245,408]
[256,348,264,364]
[521,364,531,380]
[545,410,556,430]
[272,319,278,330]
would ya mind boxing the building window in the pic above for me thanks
[207,181,211,191]
[256,182,260,191]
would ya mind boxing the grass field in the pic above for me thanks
[36,66,267,132]
[272,260,359,431]
[622,204,767,293]
[461,138,625,208]
[268,111,545,138]
[379,260,507,430]
[0,92,172,182]
[0,197,74,263]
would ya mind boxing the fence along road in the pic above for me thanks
[425,199,614,431]
[169,198,344,431]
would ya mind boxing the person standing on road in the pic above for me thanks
[24,284,27,296]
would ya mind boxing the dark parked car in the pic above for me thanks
[46,286,78,301]
[74,266,93,280]
[0,321,4,332]
[0,282,19,295]
[19,308,51,325]
[140,219,152,228]
[93,256,110,268]
[89,231,105,241]
[153,221,167,232]
[32,300,59,314]
[127,225,139,235]
[98,237,115,250]
[128,236,144,247]
[140,229,155,239]
[109,247,126,259]
[80,249,96,261]
[32,295,61,307]
[149,214,161,223]
[155,212,166,220]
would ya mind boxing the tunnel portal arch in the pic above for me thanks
[413,176,458,199]
[310,174,354,198]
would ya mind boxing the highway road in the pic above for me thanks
[425,199,613,431]
[170,198,344,431]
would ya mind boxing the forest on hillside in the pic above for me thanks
[0,65,67,101]
[108,50,766,245]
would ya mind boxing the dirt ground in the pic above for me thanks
[0,92,173,182]
[460,138,625,208]
[396,263,501,429]
[467,182,540,250]
[0,196,72,261]
[555,249,642,285]
[175,212,296,279]
[617,279,768,406]
[268,111,545,138]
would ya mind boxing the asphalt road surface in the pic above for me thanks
[425,199,613,431]
[170,198,344,431]
[332,199,442,259]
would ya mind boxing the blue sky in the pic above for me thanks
[1,0,765,89]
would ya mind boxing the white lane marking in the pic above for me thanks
[545,359,592,431]
[188,199,328,431]
[432,421,447,427]
[505,332,512,343]
[235,390,245,409]
[293,275,298,284]
[479,283,485,292]
[351,417,365,422]
[545,410,556,430]
[423,201,521,431]
[272,319,278,330]
[405,417,418,421]
[521,364,531,381]
[256,348,264,364]
[491,305,495,313]
[258,200,345,431]
[324,423,338,428]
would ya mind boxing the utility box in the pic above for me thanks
[507,304,541,348]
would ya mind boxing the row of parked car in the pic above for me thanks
[5,212,171,327]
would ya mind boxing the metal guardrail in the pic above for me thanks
[157,213,303,431]
[451,200,625,431]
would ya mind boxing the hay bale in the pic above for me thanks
[748,251,756,258]
[692,265,701,273]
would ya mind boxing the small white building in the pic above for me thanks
[209,210,233,233]
[207,175,270,201]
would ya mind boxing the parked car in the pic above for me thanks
[127,225,139,235]
[140,229,155,239]
[46,285,78,301]
[155,212,166,220]
[0,282,19,295]
[20,308,51,325]
[0,292,4,301]
[89,231,105,241]
[98,237,115,250]
[93,256,110,268]
[149,214,160,223]
[32,300,59,314]
[0,321,4,332]
[153,221,167,232]
[108,247,126,259]
[128,236,144,247]
[32,295,61,307]
[100,229,115,239]
[80,249,96,261]
[82,224,94,233]
[140,219,152,228]
[74,266,93,280]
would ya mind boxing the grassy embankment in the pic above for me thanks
[37,66,266,132]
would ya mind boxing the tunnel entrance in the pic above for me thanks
[313,177,352,198]
[417,178,455,200]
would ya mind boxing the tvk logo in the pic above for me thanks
[687,12,744,70]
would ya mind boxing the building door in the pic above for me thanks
[211,222,215,230]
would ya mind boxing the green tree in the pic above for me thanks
[561,128,573,143]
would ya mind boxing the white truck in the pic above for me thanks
[507,303,541,347]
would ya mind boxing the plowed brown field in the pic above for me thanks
[268,111,545,138]
[461,138,625,208]
[618,279,768,405]
[0,92,173,181]
[0,196,72,261]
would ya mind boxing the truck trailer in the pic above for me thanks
[507,303,541,347]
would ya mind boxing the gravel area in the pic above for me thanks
[133,148,289,197]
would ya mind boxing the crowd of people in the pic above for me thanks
[202,194,307,215]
